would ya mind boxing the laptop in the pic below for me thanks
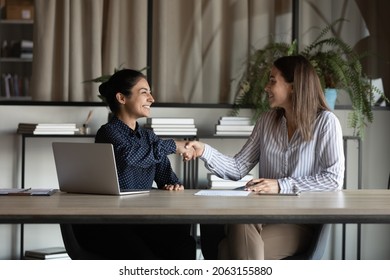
[52,142,150,196]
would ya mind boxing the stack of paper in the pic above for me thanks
[0,188,57,196]
[17,123,79,135]
[144,118,197,136]
[208,173,253,189]
[24,247,70,260]
[215,116,254,136]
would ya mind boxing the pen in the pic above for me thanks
[84,110,93,125]
[19,188,32,192]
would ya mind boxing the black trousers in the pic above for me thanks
[72,224,196,260]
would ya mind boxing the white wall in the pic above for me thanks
[0,104,389,259]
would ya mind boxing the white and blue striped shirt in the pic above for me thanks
[201,110,345,193]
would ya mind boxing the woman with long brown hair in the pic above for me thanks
[186,55,345,259]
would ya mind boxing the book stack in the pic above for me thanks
[215,116,254,136]
[17,123,79,135]
[144,118,197,136]
[208,173,253,189]
[19,40,33,59]
[24,247,70,260]
[5,40,34,59]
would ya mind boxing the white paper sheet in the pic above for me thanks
[194,190,251,197]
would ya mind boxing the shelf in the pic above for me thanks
[0,96,32,101]
[0,57,32,62]
[0,18,34,102]
[198,134,250,139]
[0,19,33,25]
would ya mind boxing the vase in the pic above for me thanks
[325,88,337,110]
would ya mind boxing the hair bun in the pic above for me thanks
[98,80,112,98]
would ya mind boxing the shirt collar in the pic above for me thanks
[111,115,140,136]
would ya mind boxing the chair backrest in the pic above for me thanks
[283,224,331,260]
[201,223,331,260]
[388,172,390,189]
[308,224,332,260]
[200,224,225,260]
[60,224,102,260]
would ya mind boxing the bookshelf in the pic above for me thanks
[0,18,33,100]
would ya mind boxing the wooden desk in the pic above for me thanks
[1,189,390,224]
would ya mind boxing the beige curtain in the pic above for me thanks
[30,0,292,102]
[30,0,147,101]
[151,0,292,104]
[30,0,376,103]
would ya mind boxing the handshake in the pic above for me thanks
[175,140,205,161]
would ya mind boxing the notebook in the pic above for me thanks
[52,142,150,196]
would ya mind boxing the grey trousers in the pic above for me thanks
[218,224,314,260]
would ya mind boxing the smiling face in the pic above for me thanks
[120,77,154,121]
[265,66,293,111]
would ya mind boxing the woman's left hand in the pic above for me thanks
[162,184,184,191]
[245,178,280,193]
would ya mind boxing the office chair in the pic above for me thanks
[60,224,102,259]
[388,172,390,189]
[283,224,331,260]
[200,224,331,260]
[61,223,197,260]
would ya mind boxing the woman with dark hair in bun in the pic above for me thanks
[72,69,196,259]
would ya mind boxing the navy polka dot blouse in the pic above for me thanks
[95,116,180,190]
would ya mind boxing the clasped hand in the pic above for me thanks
[175,140,204,161]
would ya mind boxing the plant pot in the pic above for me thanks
[370,78,386,106]
[325,88,337,110]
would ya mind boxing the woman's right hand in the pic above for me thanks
[184,141,205,159]
[175,140,196,161]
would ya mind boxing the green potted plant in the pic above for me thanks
[233,19,387,137]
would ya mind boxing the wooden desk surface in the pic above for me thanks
[1,189,390,224]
